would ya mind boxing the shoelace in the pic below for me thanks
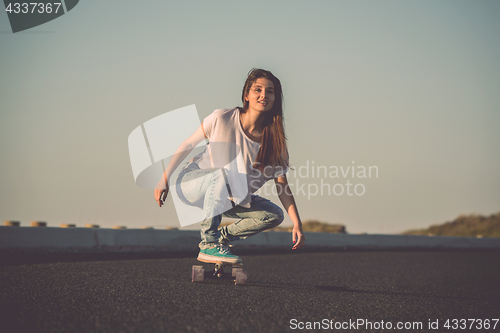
[218,244,232,254]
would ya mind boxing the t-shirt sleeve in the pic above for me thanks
[202,111,216,138]
[273,165,289,179]
[272,149,290,178]
[202,110,220,139]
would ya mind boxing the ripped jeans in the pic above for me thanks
[175,161,284,249]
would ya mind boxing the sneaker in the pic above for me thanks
[198,244,242,264]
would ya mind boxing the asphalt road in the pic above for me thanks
[1,251,499,333]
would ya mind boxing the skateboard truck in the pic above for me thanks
[192,261,247,285]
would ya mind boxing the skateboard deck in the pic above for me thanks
[192,259,247,285]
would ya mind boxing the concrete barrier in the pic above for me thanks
[30,221,46,227]
[3,221,20,227]
[1,226,499,253]
[0,227,199,250]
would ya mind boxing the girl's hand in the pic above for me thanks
[292,226,305,250]
[154,181,169,207]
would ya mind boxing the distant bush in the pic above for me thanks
[402,212,500,238]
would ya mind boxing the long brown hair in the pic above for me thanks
[240,68,289,171]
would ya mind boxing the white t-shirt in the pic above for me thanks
[192,107,289,207]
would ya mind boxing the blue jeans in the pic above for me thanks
[176,161,284,249]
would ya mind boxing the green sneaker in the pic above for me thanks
[198,244,241,264]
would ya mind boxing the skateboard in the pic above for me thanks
[192,259,247,285]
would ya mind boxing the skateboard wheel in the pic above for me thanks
[232,267,243,277]
[192,265,204,282]
[234,271,247,285]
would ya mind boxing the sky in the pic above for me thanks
[1,0,499,234]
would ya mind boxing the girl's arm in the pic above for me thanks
[274,174,305,250]
[154,124,206,207]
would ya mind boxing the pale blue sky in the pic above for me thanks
[1,0,499,234]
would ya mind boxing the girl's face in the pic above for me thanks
[245,78,275,113]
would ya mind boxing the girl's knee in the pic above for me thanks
[267,207,284,227]
[210,169,225,183]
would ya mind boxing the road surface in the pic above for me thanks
[1,251,499,332]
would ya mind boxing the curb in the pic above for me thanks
[1,226,499,253]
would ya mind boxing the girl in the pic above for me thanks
[154,68,305,263]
